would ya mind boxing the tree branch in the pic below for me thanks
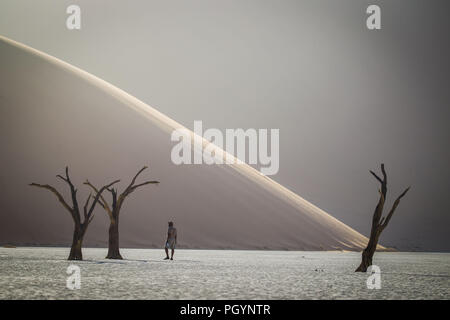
[371,188,385,232]
[29,183,75,222]
[56,167,80,220]
[370,164,388,204]
[129,180,160,193]
[125,166,148,192]
[85,180,120,222]
[111,188,118,212]
[370,170,383,184]
[381,186,411,230]
[83,193,92,220]
[56,175,68,183]
[380,163,387,184]
[117,167,158,213]
[84,180,113,219]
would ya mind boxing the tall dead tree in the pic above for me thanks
[84,166,159,259]
[30,167,119,260]
[356,164,410,272]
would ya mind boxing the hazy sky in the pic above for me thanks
[0,0,449,251]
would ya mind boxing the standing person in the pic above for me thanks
[164,221,177,260]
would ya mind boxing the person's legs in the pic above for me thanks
[164,247,170,259]
[171,248,175,260]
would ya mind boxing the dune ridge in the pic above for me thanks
[0,35,380,251]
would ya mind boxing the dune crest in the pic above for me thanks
[0,35,378,251]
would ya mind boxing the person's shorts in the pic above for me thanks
[165,239,176,249]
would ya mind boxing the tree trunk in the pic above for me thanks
[356,230,380,272]
[68,226,84,260]
[356,247,375,272]
[106,218,122,259]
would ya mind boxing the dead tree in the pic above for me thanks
[355,164,410,272]
[84,166,159,259]
[30,167,119,260]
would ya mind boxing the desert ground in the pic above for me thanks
[0,247,448,299]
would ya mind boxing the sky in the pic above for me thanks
[0,0,449,251]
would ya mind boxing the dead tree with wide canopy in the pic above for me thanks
[356,164,410,272]
[30,167,119,260]
[84,166,159,259]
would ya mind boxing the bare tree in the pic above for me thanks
[356,164,410,272]
[30,167,119,260]
[84,166,159,259]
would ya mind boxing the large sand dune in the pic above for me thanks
[0,35,376,251]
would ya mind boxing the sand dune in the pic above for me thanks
[0,35,378,251]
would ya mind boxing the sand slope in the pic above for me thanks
[0,35,376,251]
